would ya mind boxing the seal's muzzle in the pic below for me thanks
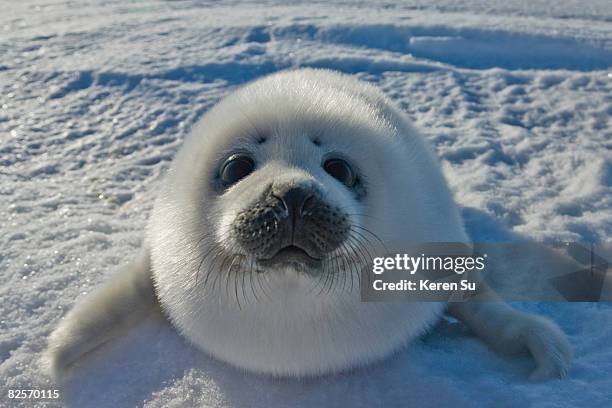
[231,181,350,269]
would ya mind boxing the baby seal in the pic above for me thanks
[45,69,571,380]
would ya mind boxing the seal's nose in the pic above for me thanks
[273,185,315,220]
[233,182,348,260]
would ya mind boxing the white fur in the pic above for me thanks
[147,69,459,376]
[46,69,571,380]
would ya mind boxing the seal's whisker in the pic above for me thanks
[202,247,225,292]
[350,224,387,252]
[210,248,232,294]
[193,228,234,289]
[330,245,346,291]
[217,250,233,298]
[348,227,380,260]
[337,237,361,293]
[323,257,335,296]
[336,242,354,293]
[338,208,382,221]
[240,255,249,307]
[313,256,331,296]
[324,257,336,296]
[345,237,367,270]
[345,234,373,289]
[347,240,365,293]
[344,213,380,220]
[347,233,373,267]
[328,246,347,295]
[247,257,258,303]
[255,257,272,301]
[338,245,350,294]
[226,253,242,309]
[195,241,221,288]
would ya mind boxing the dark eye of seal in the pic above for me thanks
[323,158,356,188]
[220,154,255,186]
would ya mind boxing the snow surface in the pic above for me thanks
[1,0,611,407]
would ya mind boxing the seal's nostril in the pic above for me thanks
[275,186,315,220]
[300,194,315,216]
[271,193,288,218]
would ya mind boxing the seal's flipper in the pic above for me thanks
[44,249,158,379]
[448,290,572,380]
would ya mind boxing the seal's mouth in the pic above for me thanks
[257,245,322,269]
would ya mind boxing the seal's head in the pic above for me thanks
[148,69,467,376]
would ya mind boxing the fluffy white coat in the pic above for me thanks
[45,69,571,381]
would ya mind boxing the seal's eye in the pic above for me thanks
[220,154,255,185]
[323,158,356,188]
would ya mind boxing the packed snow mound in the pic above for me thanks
[0,1,610,407]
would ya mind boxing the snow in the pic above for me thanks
[1,0,611,407]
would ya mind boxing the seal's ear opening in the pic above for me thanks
[43,248,158,379]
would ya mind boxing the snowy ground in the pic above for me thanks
[1,1,611,407]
